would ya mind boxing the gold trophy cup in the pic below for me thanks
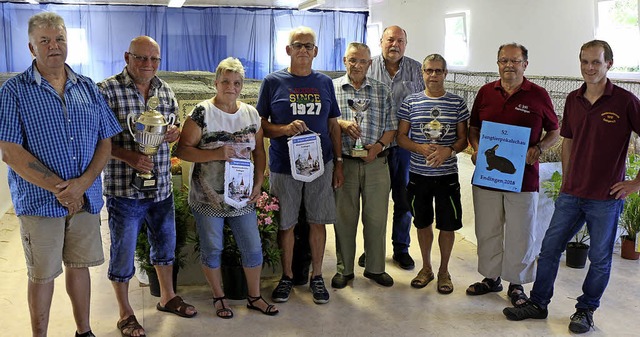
[126,97,176,191]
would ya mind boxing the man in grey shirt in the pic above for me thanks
[364,25,425,270]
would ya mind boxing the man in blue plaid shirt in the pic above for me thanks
[98,36,196,337]
[0,12,121,337]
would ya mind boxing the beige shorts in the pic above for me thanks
[19,211,104,284]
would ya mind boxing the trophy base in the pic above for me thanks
[351,148,368,157]
[131,172,158,192]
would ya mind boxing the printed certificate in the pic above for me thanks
[224,158,254,209]
[472,121,531,192]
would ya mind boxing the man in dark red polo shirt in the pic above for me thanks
[503,40,640,334]
[466,43,559,308]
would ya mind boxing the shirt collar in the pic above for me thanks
[121,66,162,91]
[576,78,614,98]
[339,74,371,90]
[30,61,78,86]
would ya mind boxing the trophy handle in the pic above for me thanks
[166,113,176,126]
[442,124,451,139]
[126,112,137,139]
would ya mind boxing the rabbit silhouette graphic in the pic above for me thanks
[485,144,516,174]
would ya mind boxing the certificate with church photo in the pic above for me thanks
[472,121,531,192]
[288,132,324,183]
[224,159,254,209]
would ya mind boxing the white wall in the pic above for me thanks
[369,0,595,77]
[0,162,11,217]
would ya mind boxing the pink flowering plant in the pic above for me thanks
[222,178,281,270]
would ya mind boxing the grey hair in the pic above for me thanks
[288,26,317,45]
[215,57,245,80]
[422,53,447,71]
[497,42,529,61]
[345,42,370,57]
[28,12,66,35]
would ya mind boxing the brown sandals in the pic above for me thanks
[411,268,435,288]
[437,272,454,294]
[156,295,197,318]
[117,315,146,337]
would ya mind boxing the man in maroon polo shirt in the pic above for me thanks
[466,43,559,308]
[503,40,640,334]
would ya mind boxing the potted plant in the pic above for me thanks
[620,192,640,260]
[134,184,191,296]
[619,153,640,260]
[189,177,281,299]
[542,170,590,268]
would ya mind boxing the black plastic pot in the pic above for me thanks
[147,264,179,297]
[566,242,589,269]
[222,264,248,300]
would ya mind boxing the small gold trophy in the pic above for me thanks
[126,97,176,191]
[420,107,451,164]
[348,98,370,157]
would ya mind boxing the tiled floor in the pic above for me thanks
[1,154,639,336]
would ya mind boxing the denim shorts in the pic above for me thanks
[106,195,176,282]
[192,210,263,269]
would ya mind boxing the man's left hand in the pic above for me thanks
[526,145,541,165]
[164,124,180,143]
[426,144,451,168]
[55,178,90,209]
[333,164,344,189]
[610,179,640,199]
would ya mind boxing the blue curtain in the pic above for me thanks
[0,3,367,81]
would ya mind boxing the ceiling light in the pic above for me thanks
[298,0,325,11]
[168,0,186,8]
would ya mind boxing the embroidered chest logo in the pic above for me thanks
[515,104,530,113]
[601,112,620,124]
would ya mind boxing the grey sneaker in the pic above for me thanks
[503,300,548,321]
[271,276,294,303]
[309,275,329,304]
[569,309,594,334]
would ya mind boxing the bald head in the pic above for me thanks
[125,35,161,84]
[380,25,407,64]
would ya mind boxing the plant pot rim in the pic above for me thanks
[567,242,590,249]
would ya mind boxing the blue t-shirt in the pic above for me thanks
[397,91,469,177]
[256,69,341,174]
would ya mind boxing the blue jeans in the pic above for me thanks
[192,210,263,269]
[107,195,176,282]
[530,193,623,310]
[388,146,412,254]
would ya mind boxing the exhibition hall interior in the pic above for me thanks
[1,0,639,336]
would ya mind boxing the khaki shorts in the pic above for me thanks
[270,161,336,230]
[19,212,104,284]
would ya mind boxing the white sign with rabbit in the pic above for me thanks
[472,121,530,192]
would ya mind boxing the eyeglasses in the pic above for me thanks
[290,43,315,51]
[127,52,161,64]
[347,58,370,66]
[423,68,445,75]
[497,59,524,65]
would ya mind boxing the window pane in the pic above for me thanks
[596,0,640,72]
[445,13,468,67]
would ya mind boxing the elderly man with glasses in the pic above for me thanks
[98,36,197,337]
[257,26,344,305]
[331,42,395,289]
[466,43,559,308]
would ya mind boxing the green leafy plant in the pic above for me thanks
[621,153,640,241]
[135,184,192,273]
[542,170,589,245]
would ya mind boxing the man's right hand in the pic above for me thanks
[126,152,154,173]
[286,120,308,136]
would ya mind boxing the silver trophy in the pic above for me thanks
[420,107,450,164]
[348,98,370,157]
[126,96,176,191]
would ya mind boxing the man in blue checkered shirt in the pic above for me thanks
[98,36,197,336]
[0,12,121,337]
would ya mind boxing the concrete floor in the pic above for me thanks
[1,154,639,337]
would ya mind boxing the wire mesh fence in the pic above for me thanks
[445,71,640,121]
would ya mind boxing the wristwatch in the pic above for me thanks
[449,146,457,157]
[376,140,387,150]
